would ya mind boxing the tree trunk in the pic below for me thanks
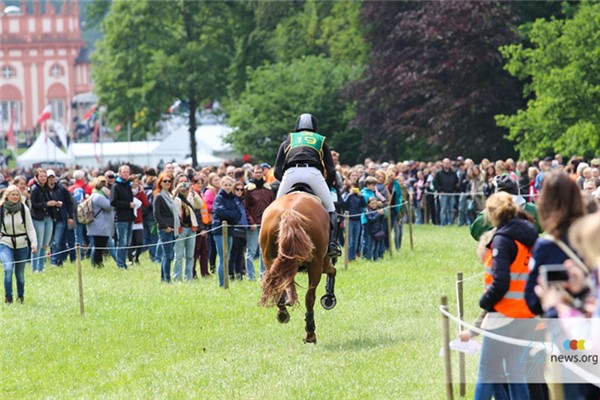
[188,97,198,168]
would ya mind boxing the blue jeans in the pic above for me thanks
[50,221,67,265]
[347,219,362,260]
[245,227,264,280]
[73,221,87,259]
[439,194,455,226]
[115,221,133,269]
[1,244,28,299]
[214,234,233,287]
[457,193,468,226]
[143,219,158,262]
[392,217,402,252]
[32,217,53,272]
[361,224,371,260]
[474,318,536,400]
[158,230,174,282]
[173,227,195,281]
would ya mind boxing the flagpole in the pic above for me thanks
[99,106,104,167]
[128,120,132,161]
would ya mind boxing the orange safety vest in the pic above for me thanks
[483,240,535,318]
[199,197,211,225]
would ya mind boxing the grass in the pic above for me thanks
[1,225,486,399]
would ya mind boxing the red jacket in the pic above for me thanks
[134,190,149,224]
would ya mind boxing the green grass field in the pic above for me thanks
[1,225,486,399]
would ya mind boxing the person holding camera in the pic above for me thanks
[172,174,201,281]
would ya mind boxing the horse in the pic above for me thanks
[259,191,337,344]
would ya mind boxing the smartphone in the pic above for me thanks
[539,264,569,284]
[183,182,189,189]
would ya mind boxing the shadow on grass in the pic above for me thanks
[320,333,402,352]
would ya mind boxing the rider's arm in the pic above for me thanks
[274,140,288,181]
[322,142,336,187]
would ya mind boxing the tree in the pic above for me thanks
[92,0,233,167]
[225,56,361,163]
[348,1,523,161]
[496,2,600,159]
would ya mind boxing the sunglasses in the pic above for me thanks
[235,188,244,191]
[162,180,172,183]
[106,175,115,179]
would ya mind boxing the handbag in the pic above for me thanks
[374,230,385,241]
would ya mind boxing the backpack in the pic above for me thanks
[77,195,100,224]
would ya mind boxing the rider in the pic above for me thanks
[273,113,342,257]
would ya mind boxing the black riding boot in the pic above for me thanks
[327,212,342,257]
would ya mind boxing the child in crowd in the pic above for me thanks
[364,197,385,261]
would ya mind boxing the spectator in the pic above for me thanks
[364,197,385,261]
[153,173,177,283]
[433,158,459,226]
[244,164,273,280]
[69,170,92,258]
[110,165,135,270]
[86,177,113,268]
[1,185,37,304]
[204,172,221,273]
[47,169,73,267]
[29,168,54,273]
[342,183,366,261]
[172,174,200,281]
[191,174,210,278]
[12,175,31,208]
[142,171,159,263]
[128,175,149,266]
[230,181,248,281]
[387,171,403,252]
[211,176,241,287]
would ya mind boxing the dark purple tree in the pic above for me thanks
[348,1,524,161]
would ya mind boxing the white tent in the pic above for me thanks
[17,131,74,167]
[69,141,162,168]
[154,118,234,165]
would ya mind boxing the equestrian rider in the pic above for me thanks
[273,113,342,257]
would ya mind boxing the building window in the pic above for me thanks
[50,64,63,78]
[49,99,65,121]
[1,101,20,126]
[1,65,15,79]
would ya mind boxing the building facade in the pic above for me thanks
[0,0,92,145]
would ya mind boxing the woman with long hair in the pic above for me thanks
[229,181,248,280]
[0,185,37,304]
[153,173,177,282]
[204,172,221,273]
[29,168,55,273]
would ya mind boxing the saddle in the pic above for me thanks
[287,183,322,204]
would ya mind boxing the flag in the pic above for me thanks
[6,107,16,150]
[83,104,98,122]
[37,104,52,125]
[92,120,101,164]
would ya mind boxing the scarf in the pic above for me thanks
[4,200,21,214]
[160,189,180,236]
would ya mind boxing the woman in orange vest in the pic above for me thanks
[475,191,539,400]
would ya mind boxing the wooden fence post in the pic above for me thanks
[456,273,465,397]
[407,196,414,251]
[441,295,454,400]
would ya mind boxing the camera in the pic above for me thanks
[183,182,189,189]
[539,264,569,284]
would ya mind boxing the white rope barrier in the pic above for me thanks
[438,306,600,387]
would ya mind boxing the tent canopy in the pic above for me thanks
[18,132,73,167]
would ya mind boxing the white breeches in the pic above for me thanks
[276,167,335,213]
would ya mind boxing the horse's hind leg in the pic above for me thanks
[320,262,337,310]
[276,292,290,324]
[304,269,321,344]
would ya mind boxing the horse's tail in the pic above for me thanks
[260,209,315,307]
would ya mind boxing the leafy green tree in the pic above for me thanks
[92,0,233,167]
[225,56,361,163]
[496,2,600,159]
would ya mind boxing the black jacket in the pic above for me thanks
[434,168,459,193]
[30,181,51,221]
[49,183,73,222]
[110,177,135,222]
[273,131,336,187]
[479,217,538,312]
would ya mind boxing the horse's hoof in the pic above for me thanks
[303,334,317,344]
[277,310,290,324]
[320,294,337,310]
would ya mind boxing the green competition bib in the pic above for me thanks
[288,131,325,154]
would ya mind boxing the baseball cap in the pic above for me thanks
[260,163,271,169]
[47,169,56,177]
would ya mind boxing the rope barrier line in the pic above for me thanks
[455,271,485,284]
[438,306,600,387]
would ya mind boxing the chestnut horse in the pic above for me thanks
[259,192,337,344]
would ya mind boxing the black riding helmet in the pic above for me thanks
[294,113,318,132]
[493,174,518,195]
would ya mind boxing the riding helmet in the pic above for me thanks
[294,113,318,132]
